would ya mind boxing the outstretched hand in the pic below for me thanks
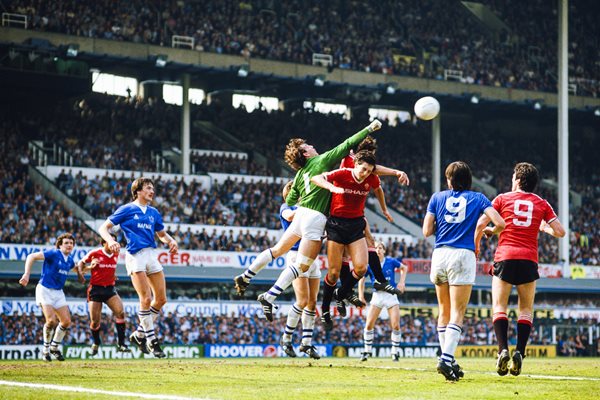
[368,119,382,133]
[395,170,410,186]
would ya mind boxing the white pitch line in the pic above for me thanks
[359,364,600,381]
[0,380,212,400]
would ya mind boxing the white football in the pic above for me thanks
[414,96,440,120]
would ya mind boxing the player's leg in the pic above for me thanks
[438,283,471,379]
[129,272,155,354]
[88,300,103,355]
[281,276,308,357]
[364,222,395,294]
[362,302,382,361]
[106,293,130,351]
[492,275,512,375]
[146,270,167,357]
[511,281,536,376]
[388,304,401,361]
[235,229,300,296]
[49,305,72,361]
[337,238,368,305]
[258,240,320,321]
[434,282,456,380]
[299,275,320,359]
[40,304,58,361]
[321,240,344,324]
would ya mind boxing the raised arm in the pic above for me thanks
[19,251,45,287]
[310,174,344,194]
[373,187,393,222]
[320,120,382,169]
[374,165,410,186]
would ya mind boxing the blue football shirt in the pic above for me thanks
[426,190,492,251]
[366,256,401,289]
[108,203,165,255]
[39,248,75,290]
[279,203,299,251]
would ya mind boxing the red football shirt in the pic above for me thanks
[340,153,355,168]
[492,191,558,263]
[82,248,118,286]
[325,168,380,218]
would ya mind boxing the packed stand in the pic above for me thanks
[0,122,98,247]
[9,0,600,96]
[57,170,284,229]
[191,152,270,176]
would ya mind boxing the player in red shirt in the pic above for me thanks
[77,235,131,355]
[312,150,393,319]
[476,162,565,376]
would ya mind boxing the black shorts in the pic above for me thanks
[492,260,540,285]
[87,285,118,303]
[325,216,366,245]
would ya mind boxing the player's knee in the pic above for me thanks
[154,297,167,309]
[61,319,72,328]
[114,311,125,320]
[139,295,152,308]
[326,272,339,283]
[353,264,367,276]
[296,299,307,309]
[45,319,58,329]
[296,254,315,273]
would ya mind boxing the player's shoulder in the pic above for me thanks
[43,248,59,258]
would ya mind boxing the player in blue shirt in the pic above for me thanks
[277,182,322,360]
[98,177,179,359]
[423,161,505,381]
[19,233,83,362]
[358,241,408,362]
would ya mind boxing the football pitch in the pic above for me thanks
[1,358,599,400]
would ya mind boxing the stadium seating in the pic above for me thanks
[8,0,600,96]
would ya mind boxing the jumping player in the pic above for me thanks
[278,182,321,360]
[311,150,393,321]
[98,177,179,358]
[475,162,565,376]
[423,161,505,381]
[77,235,131,355]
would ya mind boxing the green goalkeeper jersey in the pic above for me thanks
[286,127,371,215]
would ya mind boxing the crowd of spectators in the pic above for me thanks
[1,311,596,355]
[1,90,599,265]
[191,152,270,176]
[8,0,600,96]
[0,123,98,247]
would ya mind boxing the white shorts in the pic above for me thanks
[286,250,321,279]
[125,248,163,276]
[287,207,327,241]
[36,284,67,309]
[430,247,476,285]
[370,290,400,309]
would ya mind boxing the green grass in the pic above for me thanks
[1,358,599,400]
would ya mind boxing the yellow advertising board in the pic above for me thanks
[457,345,556,358]
[397,305,553,320]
